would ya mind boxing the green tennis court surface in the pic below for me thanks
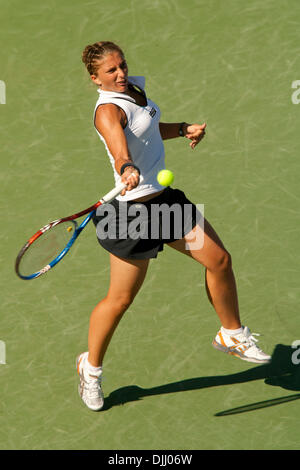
[1,0,299,450]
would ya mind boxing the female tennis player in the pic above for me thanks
[77,41,271,411]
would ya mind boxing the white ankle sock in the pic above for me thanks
[86,358,102,378]
[221,326,243,336]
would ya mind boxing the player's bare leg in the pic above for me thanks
[167,218,270,364]
[77,254,149,411]
[167,219,241,329]
[88,254,149,367]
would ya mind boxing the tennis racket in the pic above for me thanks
[15,177,139,280]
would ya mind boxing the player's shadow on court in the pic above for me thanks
[102,344,300,414]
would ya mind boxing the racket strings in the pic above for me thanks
[18,220,77,277]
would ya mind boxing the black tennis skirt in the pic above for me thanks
[92,187,203,259]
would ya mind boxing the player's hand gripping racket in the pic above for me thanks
[15,176,142,280]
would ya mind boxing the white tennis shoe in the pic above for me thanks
[212,326,271,364]
[76,352,104,411]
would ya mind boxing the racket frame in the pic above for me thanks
[15,180,129,280]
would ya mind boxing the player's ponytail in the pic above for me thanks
[82,41,124,75]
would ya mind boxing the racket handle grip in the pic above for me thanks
[101,174,144,204]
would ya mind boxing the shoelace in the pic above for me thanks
[84,376,102,399]
[247,332,259,344]
[240,331,263,351]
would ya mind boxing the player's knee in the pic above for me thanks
[213,249,232,273]
[111,293,135,314]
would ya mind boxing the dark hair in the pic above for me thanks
[82,41,124,75]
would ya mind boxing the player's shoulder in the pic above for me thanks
[95,102,127,130]
[95,102,124,121]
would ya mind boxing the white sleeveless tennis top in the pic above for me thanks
[93,76,166,201]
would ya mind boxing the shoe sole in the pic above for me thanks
[212,340,271,364]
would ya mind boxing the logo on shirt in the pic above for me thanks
[149,107,156,118]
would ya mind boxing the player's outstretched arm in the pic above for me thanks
[159,122,206,148]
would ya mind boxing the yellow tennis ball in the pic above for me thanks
[157,169,174,186]
[67,226,73,232]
